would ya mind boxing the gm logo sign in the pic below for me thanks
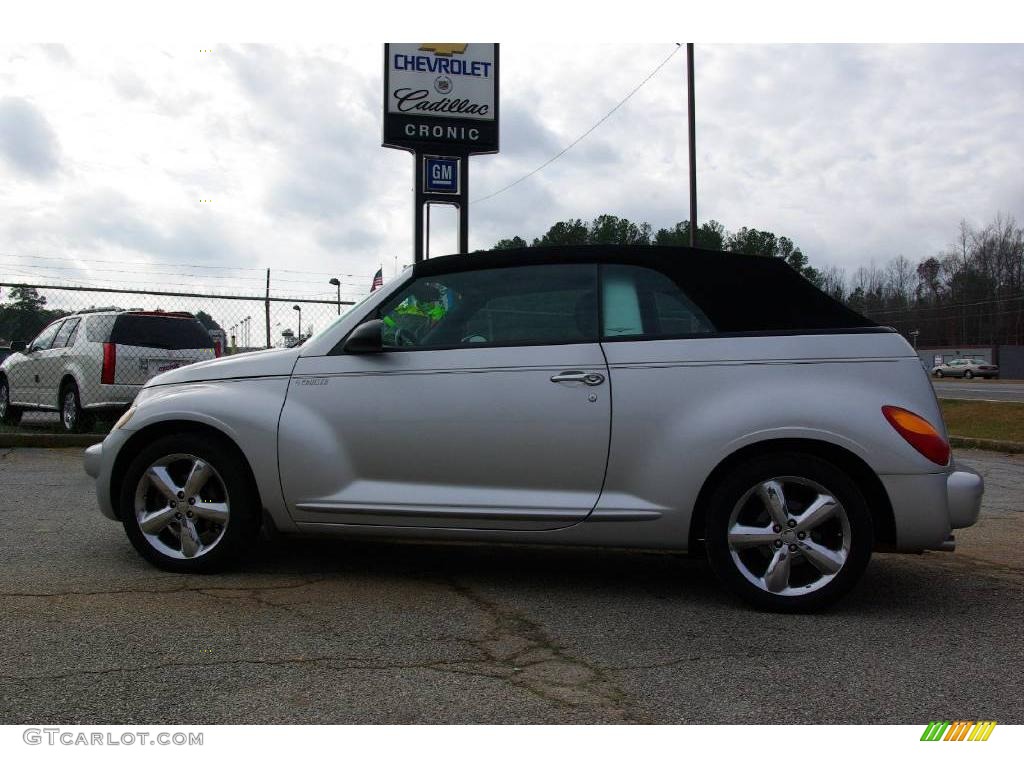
[424,156,460,195]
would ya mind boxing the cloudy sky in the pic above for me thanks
[1,43,1022,305]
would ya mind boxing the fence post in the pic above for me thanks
[264,269,271,349]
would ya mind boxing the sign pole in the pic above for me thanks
[458,151,469,253]
[687,42,697,248]
[413,150,425,263]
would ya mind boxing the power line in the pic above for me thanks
[0,252,375,280]
[874,307,1024,325]
[471,44,683,205]
[0,269,355,300]
[864,294,1024,317]
[0,281,355,306]
[0,262,370,289]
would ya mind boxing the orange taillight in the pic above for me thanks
[882,405,950,466]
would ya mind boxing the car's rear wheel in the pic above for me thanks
[704,452,873,612]
[935,370,944,378]
[120,432,260,572]
[0,378,23,426]
[964,370,974,379]
[60,381,94,433]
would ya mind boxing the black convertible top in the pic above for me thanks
[415,245,881,335]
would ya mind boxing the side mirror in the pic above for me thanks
[343,319,385,354]
[9,340,28,352]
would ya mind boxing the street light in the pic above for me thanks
[328,277,341,315]
[292,305,302,341]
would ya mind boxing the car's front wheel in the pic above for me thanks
[120,432,260,572]
[704,452,873,612]
[0,377,22,426]
[964,370,974,379]
[934,370,944,378]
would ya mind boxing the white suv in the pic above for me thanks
[1,310,216,432]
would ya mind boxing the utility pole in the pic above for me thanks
[687,43,697,248]
[264,269,271,348]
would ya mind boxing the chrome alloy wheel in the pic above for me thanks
[0,382,9,419]
[727,476,851,597]
[62,390,78,431]
[134,453,230,559]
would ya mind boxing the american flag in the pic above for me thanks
[370,268,383,292]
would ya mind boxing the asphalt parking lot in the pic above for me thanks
[1,447,1021,724]
[932,378,1024,402]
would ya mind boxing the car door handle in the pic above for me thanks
[550,370,605,386]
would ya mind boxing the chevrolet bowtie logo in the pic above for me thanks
[419,44,468,57]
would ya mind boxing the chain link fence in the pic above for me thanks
[1,283,355,435]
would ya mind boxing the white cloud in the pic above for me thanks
[0,42,1021,301]
[0,96,61,178]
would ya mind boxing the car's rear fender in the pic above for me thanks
[592,335,950,551]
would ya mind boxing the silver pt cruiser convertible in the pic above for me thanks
[85,246,983,611]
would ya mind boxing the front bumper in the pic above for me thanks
[83,430,132,521]
[880,462,984,552]
[84,443,102,479]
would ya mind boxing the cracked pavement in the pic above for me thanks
[0,447,1022,723]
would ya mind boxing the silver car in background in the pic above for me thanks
[931,357,1000,379]
[83,246,983,611]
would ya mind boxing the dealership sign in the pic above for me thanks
[383,43,499,154]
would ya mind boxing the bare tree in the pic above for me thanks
[818,264,847,302]
[851,215,1024,346]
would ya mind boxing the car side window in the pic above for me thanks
[86,315,116,342]
[374,264,599,350]
[601,264,715,339]
[30,321,64,351]
[53,317,80,348]
[65,317,81,346]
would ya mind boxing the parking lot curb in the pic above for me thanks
[0,433,104,448]
[950,435,1024,454]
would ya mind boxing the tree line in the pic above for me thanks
[824,214,1024,346]
[493,212,1024,346]
[0,285,64,344]
[494,214,820,283]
